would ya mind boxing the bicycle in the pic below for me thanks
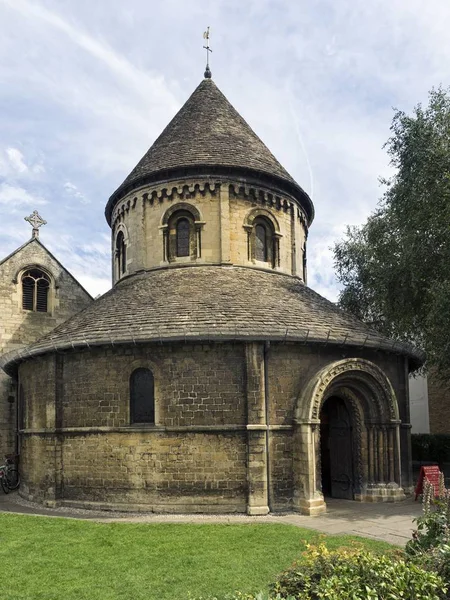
[0,456,20,494]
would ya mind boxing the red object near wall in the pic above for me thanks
[415,465,441,500]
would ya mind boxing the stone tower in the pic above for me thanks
[1,75,423,515]
[106,78,312,285]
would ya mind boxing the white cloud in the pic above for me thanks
[73,274,111,298]
[0,147,45,179]
[64,181,89,204]
[0,183,47,206]
[1,0,450,301]
[5,147,27,173]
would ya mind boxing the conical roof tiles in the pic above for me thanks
[107,78,312,221]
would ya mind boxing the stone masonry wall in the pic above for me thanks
[17,340,412,513]
[427,373,450,434]
[0,238,93,456]
[111,179,307,284]
[19,343,249,511]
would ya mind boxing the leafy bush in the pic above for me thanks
[269,543,446,600]
[406,476,450,595]
[407,475,450,554]
[412,542,450,591]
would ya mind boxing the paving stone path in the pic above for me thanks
[0,493,423,546]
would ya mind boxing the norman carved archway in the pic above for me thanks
[293,359,405,515]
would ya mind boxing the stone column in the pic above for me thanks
[367,425,375,484]
[245,342,269,515]
[218,183,231,264]
[293,421,326,515]
[377,427,385,484]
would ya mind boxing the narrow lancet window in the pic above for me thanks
[255,224,268,262]
[116,231,127,276]
[176,218,190,257]
[130,368,155,424]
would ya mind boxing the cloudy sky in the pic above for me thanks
[1,0,449,300]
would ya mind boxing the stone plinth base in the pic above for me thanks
[296,497,327,516]
[247,505,270,516]
[355,484,406,503]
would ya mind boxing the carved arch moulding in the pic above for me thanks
[243,207,281,233]
[295,358,400,424]
[160,201,203,227]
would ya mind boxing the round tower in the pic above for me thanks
[106,78,313,284]
[2,75,423,516]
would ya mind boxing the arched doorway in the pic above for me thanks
[320,396,354,500]
[293,358,405,515]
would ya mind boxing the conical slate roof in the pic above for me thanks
[0,266,424,374]
[106,78,313,223]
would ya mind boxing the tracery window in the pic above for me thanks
[130,368,155,424]
[115,231,127,277]
[21,269,50,312]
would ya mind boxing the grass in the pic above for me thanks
[0,514,394,600]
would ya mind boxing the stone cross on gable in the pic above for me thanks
[25,210,47,239]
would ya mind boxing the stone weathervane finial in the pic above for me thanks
[203,26,212,79]
[25,210,47,239]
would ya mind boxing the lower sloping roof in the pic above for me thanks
[0,265,424,372]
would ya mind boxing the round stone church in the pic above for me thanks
[2,73,422,515]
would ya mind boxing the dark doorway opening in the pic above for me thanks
[320,396,354,500]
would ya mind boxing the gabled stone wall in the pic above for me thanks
[0,239,93,456]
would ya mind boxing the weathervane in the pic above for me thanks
[203,26,212,78]
[25,210,47,239]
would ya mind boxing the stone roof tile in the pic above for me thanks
[1,266,424,372]
[107,79,313,222]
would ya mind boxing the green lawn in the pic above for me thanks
[0,514,394,600]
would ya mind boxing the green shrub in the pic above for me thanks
[269,543,446,600]
[406,477,450,595]
[411,542,450,594]
[406,476,450,554]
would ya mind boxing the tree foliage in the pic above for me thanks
[334,88,450,378]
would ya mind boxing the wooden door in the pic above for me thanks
[327,397,353,500]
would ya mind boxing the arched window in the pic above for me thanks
[130,368,155,424]
[116,231,127,277]
[255,224,268,262]
[22,269,50,312]
[164,208,199,261]
[176,218,190,257]
[253,218,274,265]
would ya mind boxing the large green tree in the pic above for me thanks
[334,87,450,378]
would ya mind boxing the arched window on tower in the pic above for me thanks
[130,368,155,424]
[253,217,275,266]
[255,223,268,262]
[115,231,127,277]
[165,208,199,261]
[22,269,50,312]
[176,218,190,257]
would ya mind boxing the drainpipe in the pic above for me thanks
[264,340,272,512]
